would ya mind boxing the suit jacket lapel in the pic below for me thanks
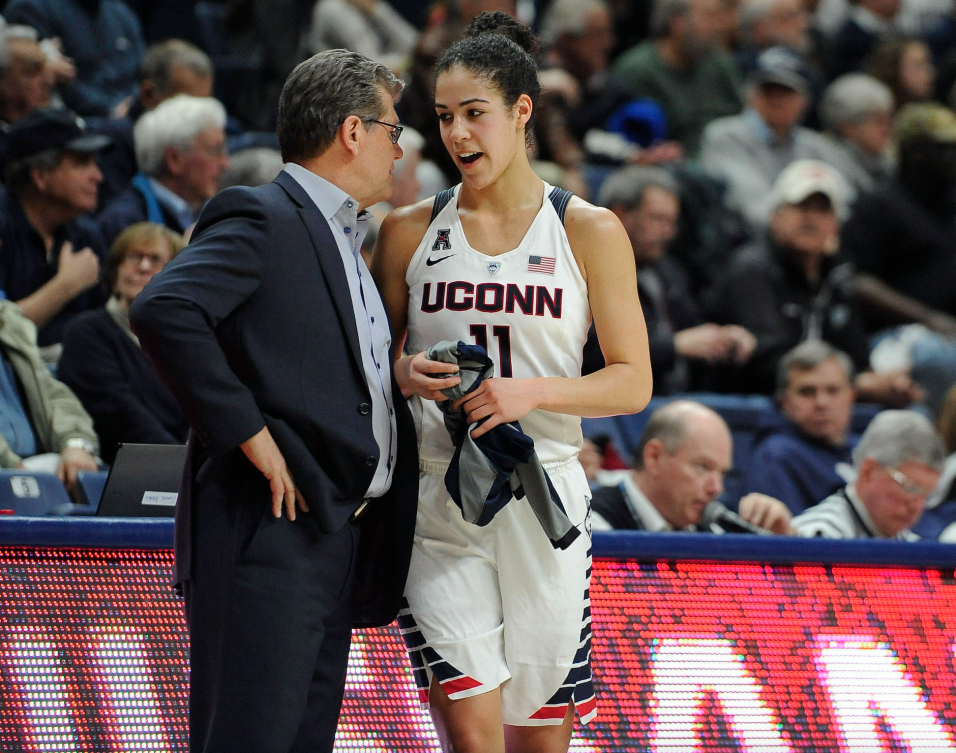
[274,171,365,377]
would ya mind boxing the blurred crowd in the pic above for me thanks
[0,0,955,536]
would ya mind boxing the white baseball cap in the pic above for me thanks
[768,160,851,219]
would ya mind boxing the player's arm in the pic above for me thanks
[459,199,652,437]
[371,201,460,400]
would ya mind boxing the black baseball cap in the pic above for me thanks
[5,109,112,164]
[747,46,810,95]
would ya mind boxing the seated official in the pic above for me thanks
[0,109,111,350]
[0,299,98,496]
[591,400,794,534]
[742,341,856,515]
[58,223,188,464]
[98,94,228,247]
[792,410,943,540]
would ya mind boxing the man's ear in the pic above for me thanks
[140,80,158,110]
[642,438,665,473]
[339,115,364,157]
[164,145,185,177]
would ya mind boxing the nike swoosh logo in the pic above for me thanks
[426,254,455,266]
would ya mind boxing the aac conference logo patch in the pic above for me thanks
[432,229,452,252]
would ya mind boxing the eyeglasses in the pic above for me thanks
[365,119,403,144]
[122,251,167,268]
[884,466,936,497]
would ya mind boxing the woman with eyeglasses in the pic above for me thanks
[58,222,189,464]
[372,12,651,753]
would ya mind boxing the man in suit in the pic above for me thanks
[129,50,418,753]
[590,400,794,533]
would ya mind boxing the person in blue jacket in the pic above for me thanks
[742,340,857,515]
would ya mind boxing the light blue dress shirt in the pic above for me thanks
[149,177,197,231]
[283,163,397,497]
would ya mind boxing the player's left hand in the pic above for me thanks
[737,493,794,535]
[453,378,539,438]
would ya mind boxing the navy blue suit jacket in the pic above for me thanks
[130,170,418,628]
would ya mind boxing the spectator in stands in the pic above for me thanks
[701,47,844,230]
[591,400,795,532]
[584,166,756,389]
[743,341,856,514]
[818,73,894,195]
[867,38,935,108]
[58,222,187,464]
[4,0,145,117]
[0,298,98,495]
[738,0,812,66]
[843,103,956,414]
[98,95,228,247]
[610,0,742,155]
[707,159,922,404]
[792,409,943,538]
[96,39,214,206]
[305,0,418,72]
[0,108,110,351]
[825,0,901,78]
[909,381,956,538]
[0,25,52,130]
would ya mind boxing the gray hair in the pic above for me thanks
[633,400,728,469]
[776,340,855,393]
[5,147,64,194]
[852,410,946,471]
[134,94,227,176]
[540,0,610,46]
[650,0,691,37]
[820,73,894,132]
[597,165,680,210]
[277,50,403,164]
[0,25,39,76]
[140,39,213,95]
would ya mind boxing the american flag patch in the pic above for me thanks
[528,255,556,275]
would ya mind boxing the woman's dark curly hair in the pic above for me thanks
[435,11,541,144]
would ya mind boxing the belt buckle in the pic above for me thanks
[350,498,370,523]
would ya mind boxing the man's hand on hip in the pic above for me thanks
[241,426,309,521]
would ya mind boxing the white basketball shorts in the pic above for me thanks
[399,455,596,726]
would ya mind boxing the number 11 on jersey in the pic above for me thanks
[470,324,513,378]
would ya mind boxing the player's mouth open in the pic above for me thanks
[458,152,483,165]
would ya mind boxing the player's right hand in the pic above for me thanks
[396,352,461,401]
[240,426,309,521]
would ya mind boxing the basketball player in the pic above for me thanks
[372,13,651,753]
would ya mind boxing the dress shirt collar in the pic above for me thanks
[283,162,363,223]
[148,177,195,222]
[622,472,676,532]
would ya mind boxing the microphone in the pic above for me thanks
[699,501,774,536]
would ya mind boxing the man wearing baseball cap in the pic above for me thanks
[706,158,923,407]
[0,108,112,353]
[701,46,845,231]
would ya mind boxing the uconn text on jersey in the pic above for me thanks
[420,282,564,318]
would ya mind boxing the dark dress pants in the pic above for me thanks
[183,450,359,753]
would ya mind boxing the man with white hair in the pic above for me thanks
[792,410,944,539]
[98,94,228,246]
[819,73,894,195]
[707,159,922,406]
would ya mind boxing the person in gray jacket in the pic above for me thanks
[0,299,98,495]
[701,46,844,231]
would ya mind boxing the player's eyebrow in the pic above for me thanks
[435,98,491,109]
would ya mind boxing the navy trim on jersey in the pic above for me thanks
[430,188,456,224]
[547,187,573,225]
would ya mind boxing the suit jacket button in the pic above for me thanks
[358,402,371,415]
[366,456,377,467]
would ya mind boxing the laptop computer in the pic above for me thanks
[96,443,187,518]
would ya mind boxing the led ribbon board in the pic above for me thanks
[1,547,956,752]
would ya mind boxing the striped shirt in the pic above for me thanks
[791,485,920,541]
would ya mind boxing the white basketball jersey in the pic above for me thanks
[406,182,591,464]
